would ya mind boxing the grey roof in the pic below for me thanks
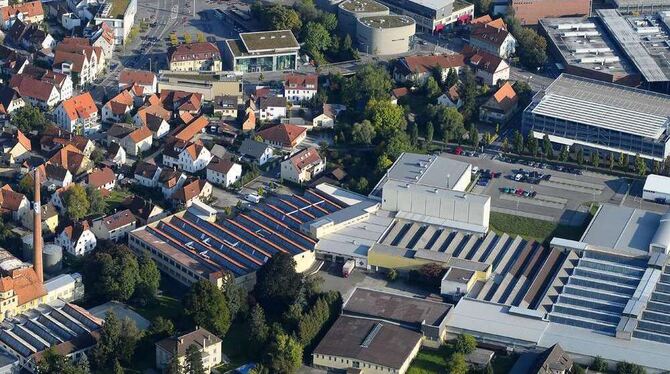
[344,288,452,326]
[239,30,300,53]
[612,0,670,9]
[339,0,389,13]
[650,212,670,250]
[580,204,662,255]
[238,138,270,159]
[532,74,670,139]
[314,209,392,258]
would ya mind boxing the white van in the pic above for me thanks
[245,193,261,203]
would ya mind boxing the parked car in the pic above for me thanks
[454,146,463,155]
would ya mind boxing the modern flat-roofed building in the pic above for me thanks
[510,0,591,25]
[522,74,670,161]
[611,0,670,13]
[539,17,640,86]
[376,0,474,33]
[356,15,416,55]
[597,9,670,93]
[643,174,670,202]
[338,0,389,36]
[157,71,243,101]
[94,0,137,45]
[222,30,300,73]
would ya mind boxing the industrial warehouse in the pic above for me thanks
[522,74,670,161]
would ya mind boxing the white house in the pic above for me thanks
[283,73,317,104]
[469,24,516,59]
[107,124,153,156]
[280,147,325,184]
[10,75,61,109]
[55,221,97,256]
[133,161,161,187]
[468,50,510,86]
[102,90,134,123]
[85,167,116,191]
[93,0,137,45]
[238,139,273,166]
[91,209,136,242]
[0,185,29,223]
[118,68,157,95]
[53,40,105,86]
[258,96,287,122]
[162,140,212,173]
[107,143,126,167]
[206,157,242,187]
[159,169,187,199]
[313,104,346,128]
[54,92,99,135]
[155,328,222,374]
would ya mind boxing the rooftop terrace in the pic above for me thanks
[239,30,300,53]
[339,0,389,13]
[359,15,415,28]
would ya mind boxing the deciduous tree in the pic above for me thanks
[183,281,232,336]
[64,184,90,221]
[254,254,303,318]
[351,120,376,144]
[265,331,303,374]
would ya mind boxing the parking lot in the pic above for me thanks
[439,152,642,225]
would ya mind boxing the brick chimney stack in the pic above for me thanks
[33,170,43,284]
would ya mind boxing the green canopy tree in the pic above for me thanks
[185,345,206,374]
[64,184,90,221]
[82,245,140,303]
[265,331,303,374]
[183,281,232,336]
[254,253,304,318]
[365,99,406,137]
[10,104,48,133]
[351,120,376,144]
[303,22,331,54]
[513,131,524,154]
[425,121,434,143]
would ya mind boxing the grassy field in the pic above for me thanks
[105,189,132,214]
[489,212,588,244]
[407,345,518,374]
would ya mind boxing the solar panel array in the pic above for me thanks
[548,251,647,334]
[144,189,343,278]
[0,304,101,358]
[635,265,670,343]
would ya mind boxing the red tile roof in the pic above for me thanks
[119,68,156,86]
[86,167,115,189]
[400,54,466,74]
[207,157,236,174]
[0,185,26,212]
[284,73,318,90]
[60,92,97,121]
[9,74,55,102]
[256,124,306,148]
[168,42,220,63]
[174,115,208,142]
[0,267,46,306]
[173,178,208,203]
[470,24,512,48]
[0,1,43,23]
[99,209,135,230]
[128,126,152,143]
[488,82,518,112]
[16,130,31,152]
[105,90,134,115]
[288,147,322,172]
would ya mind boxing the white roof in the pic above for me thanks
[644,174,670,195]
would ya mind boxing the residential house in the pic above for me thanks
[466,48,510,86]
[530,344,573,374]
[469,23,516,59]
[0,86,24,118]
[41,163,73,188]
[93,0,137,45]
[121,195,165,225]
[6,20,55,51]
[91,209,136,242]
[167,42,222,72]
[238,138,273,166]
[173,115,208,142]
[212,95,238,120]
[256,123,306,150]
[85,167,116,191]
[159,168,187,198]
[160,90,202,116]
[102,89,135,123]
[163,140,212,173]
[283,73,318,104]
[391,87,409,105]
[39,127,94,156]
[155,328,222,374]
[0,185,29,223]
[145,114,171,140]
[20,64,73,101]
[0,47,29,76]
[393,54,466,84]
[90,22,115,60]
[119,68,157,96]
[55,220,97,256]
[54,92,99,135]
[48,144,93,176]
[171,178,212,207]
[479,82,518,124]
[437,85,462,108]
[242,108,256,132]
[22,202,58,233]
[134,99,171,138]
[280,147,325,184]
[9,75,60,109]
[206,157,242,187]
[0,130,30,165]
[0,1,44,30]
[53,39,104,86]
[106,124,153,156]
[312,104,346,128]
[258,95,286,122]
[133,161,161,187]
[106,142,126,167]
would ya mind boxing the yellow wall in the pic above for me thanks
[368,250,432,271]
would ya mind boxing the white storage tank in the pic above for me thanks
[43,244,63,274]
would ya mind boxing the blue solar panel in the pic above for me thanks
[0,330,33,357]
[12,325,48,351]
[269,199,313,223]
[233,216,303,255]
[247,210,315,250]
[37,315,74,341]
[304,190,342,212]
[24,320,61,345]
[220,220,278,257]
[258,205,301,230]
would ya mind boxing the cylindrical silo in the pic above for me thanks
[43,244,63,274]
[338,0,389,36]
[356,15,416,55]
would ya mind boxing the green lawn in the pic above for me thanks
[217,321,254,371]
[131,294,182,322]
[105,189,133,214]
[408,346,518,374]
[489,212,587,244]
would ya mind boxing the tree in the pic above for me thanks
[64,184,90,221]
[461,69,478,121]
[342,64,393,106]
[409,122,419,146]
[387,268,398,281]
[616,361,646,374]
[446,353,468,374]
[183,33,192,43]
[502,138,509,153]
[445,68,458,88]
[91,312,139,370]
[248,305,270,353]
[365,99,406,137]
[483,131,493,145]
[90,147,105,163]
[303,22,331,54]
[424,76,441,99]
[576,147,584,166]
[351,120,376,144]
[608,152,615,170]
[455,334,477,354]
[513,81,533,108]
[514,27,548,69]
[319,12,337,32]
[472,0,492,15]
[86,186,107,216]
[135,250,160,302]
[543,134,553,159]
[635,154,647,176]
[196,32,206,43]
[559,145,569,162]
[224,280,248,319]
[653,160,661,175]
[353,177,369,194]
[574,364,586,374]
[265,331,303,374]
[185,345,206,374]
[383,132,412,159]
[437,107,465,142]
[10,104,48,133]
[37,348,90,374]
[148,316,175,340]
[184,280,231,336]
[376,154,393,174]
[166,356,183,374]
[469,126,479,147]
[591,152,600,168]
[252,4,302,32]
[254,253,303,317]
[82,245,140,303]
[526,136,538,157]
[426,121,434,143]
[591,356,608,372]
[513,131,524,154]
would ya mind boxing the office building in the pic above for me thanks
[611,0,670,13]
[157,71,242,102]
[376,0,473,32]
[643,174,670,202]
[356,15,416,55]
[94,0,137,44]
[338,0,389,36]
[222,30,300,73]
[522,74,670,161]
[539,17,640,86]
[168,42,222,72]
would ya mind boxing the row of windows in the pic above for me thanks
[314,354,396,372]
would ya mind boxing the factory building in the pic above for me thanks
[510,0,591,25]
[643,174,670,203]
[522,74,670,161]
[539,17,640,86]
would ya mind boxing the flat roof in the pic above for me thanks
[345,288,452,326]
[358,15,415,28]
[644,174,670,195]
[539,17,636,77]
[612,0,670,8]
[239,30,300,53]
[597,9,670,83]
[314,315,422,369]
[339,0,389,13]
[531,74,670,139]
[580,204,662,255]
[397,0,457,11]
[314,209,394,258]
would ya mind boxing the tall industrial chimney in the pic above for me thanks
[33,170,43,284]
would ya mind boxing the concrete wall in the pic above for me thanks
[338,0,389,36]
[512,0,591,25]
[356,16,416,55]
[312,337,421,374]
